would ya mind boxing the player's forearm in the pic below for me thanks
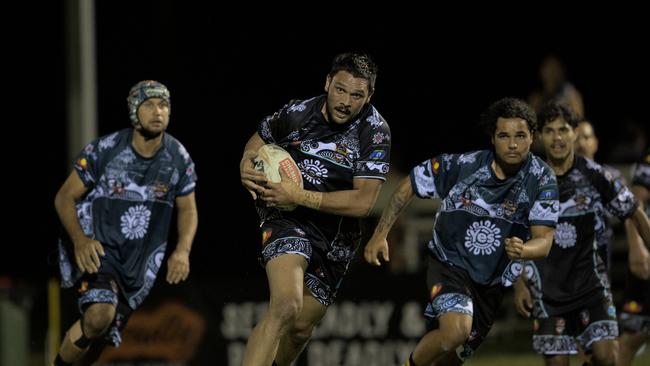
[374,176,414,236]
[176,206,198,253]
[295,188,378,218]
[630,206,650,250]
[514,275,528,290]
[54,191,88,244]
[626,216,648,253]
[521,236,553,260]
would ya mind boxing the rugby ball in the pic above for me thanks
[254,144,303,211]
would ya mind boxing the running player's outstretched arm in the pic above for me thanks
[364,176,415,266]
[167,192,198,284]
[55,171,105,274]
[629,185,650,249]
[626,185,650,279]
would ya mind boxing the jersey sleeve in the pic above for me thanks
[598,166,637,220]
[175,142,197,197]
[258,100,301,144]
[409,153,460,199]
[354,107,391,180]
[73,140,101,188]
[528,167,559,227]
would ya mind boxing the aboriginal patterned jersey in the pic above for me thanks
[257,95,391,245]
[58,128,197,309]
[526,156,637,317]
[410,150,559,286]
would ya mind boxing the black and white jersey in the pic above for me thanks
[258,95,391,243]
[527,156,637,317]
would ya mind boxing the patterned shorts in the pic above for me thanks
[424,256,505,360]
[619,268,650,336]
[532,299,618,355]
[77,273,133,347]
[259,219,360,306]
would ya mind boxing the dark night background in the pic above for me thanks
[4,2,650,288]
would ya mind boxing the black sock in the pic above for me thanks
[272,362,279,366]
[53,354,72,366]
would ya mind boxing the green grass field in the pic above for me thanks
[465,345,650,366]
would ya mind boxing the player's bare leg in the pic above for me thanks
[410,312,472,366]
[618,332,648,366]
[242,254,307,366]
[274,290,327,365]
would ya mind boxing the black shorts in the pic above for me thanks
[77,273,133,347]
[532,299,618,355]
[259,218,361,306]
[423,256,505,361]
[619,268,650,336]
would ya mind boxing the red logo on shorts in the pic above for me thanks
[262,229,272,245]
[78,281,89,294]
[430,284,443,299]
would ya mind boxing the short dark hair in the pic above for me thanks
[329,52,378,92]
[537,102,579,131]
[479,97,537,137]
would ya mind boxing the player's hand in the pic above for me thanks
[260,169,299,207]
[629,244,650,280]
[364,234,390,266]
[240,151,266,200]
[505,236,525,260]
[167,248,190,284]
[513,279,533,318]
[73,237,105,274]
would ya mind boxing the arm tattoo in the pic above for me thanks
[375,182,413,234]
[298,190,322,210]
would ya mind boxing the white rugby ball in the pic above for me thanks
[254,144,303,211]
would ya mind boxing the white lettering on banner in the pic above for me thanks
[221,301,425,365]
[400,302,427,337]
[314,301,394,338]
[220,302,268,339]
[227,342,245,366]
[308,340,417,366]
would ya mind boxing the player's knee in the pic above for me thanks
[543,355,565,366]
[268,299,302,326]
[439,319,471,351]
[290,322,316,345]
[591,342,617,366]
[83,304,116,338]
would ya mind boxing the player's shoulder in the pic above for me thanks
[362,103,389,129]
[88,128,130,153]
[283,96,322,118]
[576,156,610,181]
[163,132,193,165]
[524,153,556,186]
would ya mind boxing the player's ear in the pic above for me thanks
[366,88,374,104]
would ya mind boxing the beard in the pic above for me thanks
[135,123,164,140]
